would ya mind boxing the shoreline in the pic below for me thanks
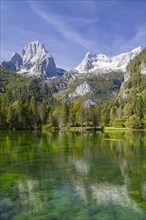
[0,127,145,132]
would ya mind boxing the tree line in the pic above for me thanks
[0,92,145,130]
[0,95,102,130]
[0,48,146,130]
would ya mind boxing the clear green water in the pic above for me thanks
[0,130,146,220]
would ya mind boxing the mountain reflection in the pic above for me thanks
[0,131,146,219]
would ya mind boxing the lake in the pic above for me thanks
[0,130,146,220]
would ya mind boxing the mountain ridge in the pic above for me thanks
[2,41,142,81]
[75,47,142,73]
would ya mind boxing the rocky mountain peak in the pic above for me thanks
[2,41,65,79]
[21,41,48,59]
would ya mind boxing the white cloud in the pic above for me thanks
[28,1,97,50]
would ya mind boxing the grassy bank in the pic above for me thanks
[104,127,146,131]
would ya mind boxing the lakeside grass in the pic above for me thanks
[104,127,146,131]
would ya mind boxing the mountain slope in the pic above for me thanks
[108,48,146,128]
[2,41,66,80]
[0,66,54,102]
[52,69,124,103]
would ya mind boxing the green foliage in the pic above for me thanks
[109,49,146,129]
[42,123,52,131]
[0,49,146,130]
[55,70,124,103]
[125,115,143,129]
[0,66,53,129]
[110,119,124,128]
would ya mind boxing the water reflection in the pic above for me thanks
[0,131,146,219]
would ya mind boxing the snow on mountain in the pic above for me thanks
[2,41,66,79]
[75,47,142,73]
[21,41,48,65]
[2,43,142,81]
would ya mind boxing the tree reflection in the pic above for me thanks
[0,130,146,219]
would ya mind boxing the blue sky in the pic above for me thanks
[1,0,146,70]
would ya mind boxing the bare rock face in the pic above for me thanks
[69,82,92,98]
[140,63,146,75]
[2,41,65,79]
[83,99,95,108]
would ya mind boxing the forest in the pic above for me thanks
[0,49,146,130]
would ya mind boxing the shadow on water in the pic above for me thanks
[0,130,146,220]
